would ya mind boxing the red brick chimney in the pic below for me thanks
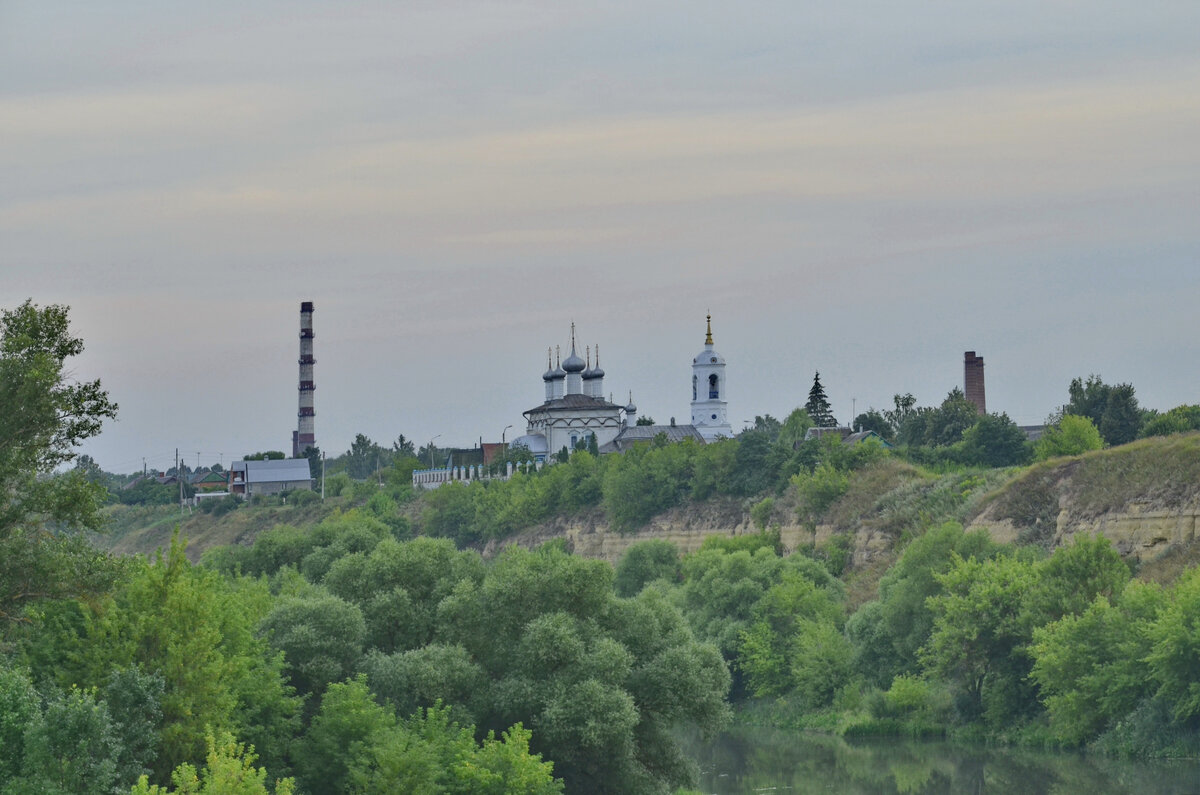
[964,351,986,414]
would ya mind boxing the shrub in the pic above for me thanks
[792,463,849,524]
[750,497,774,531]
[288,489,319,507]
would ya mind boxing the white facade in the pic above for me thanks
[690,315,733,441]
[516,326,628,461]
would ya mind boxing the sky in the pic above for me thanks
[2,1,1199,474]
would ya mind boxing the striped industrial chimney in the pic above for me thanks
[294,302,316,457]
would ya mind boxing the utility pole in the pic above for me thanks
[176,448,183,511]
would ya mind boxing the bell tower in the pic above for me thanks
[690,314,732,440]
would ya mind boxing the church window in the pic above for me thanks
[692,375,697,401]
[712,414,717,419]
[709,374,719,399]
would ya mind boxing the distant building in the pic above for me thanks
[801,427,891,448]
[599,421,706,453]
[229,459,313,497]
[509,325,629,462]
[189,470,230,492]
[511,316,733,462]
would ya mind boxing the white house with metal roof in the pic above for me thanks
[229,458,314,497]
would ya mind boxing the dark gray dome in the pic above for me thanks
[562,350,586,373]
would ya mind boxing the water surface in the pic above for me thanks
[687,727,1200,794]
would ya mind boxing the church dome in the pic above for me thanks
[562,349,586,373]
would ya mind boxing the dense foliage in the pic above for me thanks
[11,300,1200,794]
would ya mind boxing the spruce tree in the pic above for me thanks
[805,372,837,428]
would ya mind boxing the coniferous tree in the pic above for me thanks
[805,372,837,428]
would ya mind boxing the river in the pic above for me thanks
[685,727,1200,794]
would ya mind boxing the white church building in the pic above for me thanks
[510,316,732,461]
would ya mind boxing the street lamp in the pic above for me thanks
[428,434,442,469]
[501,425,512,444]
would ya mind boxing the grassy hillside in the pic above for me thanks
[98,434,1200,593]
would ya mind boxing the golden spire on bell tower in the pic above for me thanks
[705,312,713,345]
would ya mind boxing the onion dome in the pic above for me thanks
[587,344,605,379]
[562,322,586,373]
[562,348,586,373]
[551,346,566,380]
[542,348,556,381]
[582,346,601,381]
[625,391,637,414]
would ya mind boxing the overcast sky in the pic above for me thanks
[3,1,1199,474]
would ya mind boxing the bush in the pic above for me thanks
[613,540,680,597]
[792,463,849,524]
[288,489,319,507]
[750,498,774,531]
[1035,415,1104,461]
[324,473,351,498]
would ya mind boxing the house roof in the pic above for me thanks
[523,393,623,416]
[235,459,313,484]
[599,423,706,453]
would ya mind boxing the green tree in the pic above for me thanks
[0,663,39,781]
[19,685,120,795]
[72,533,301,779]
[434,544,729,794]
[613,540,680,597]
[634,416,656,426]
[130,729,295,795]
[1099,383,1141,446]
[349,703,563,795]
[1030,581,1163,744]
[922,551,1040,722]
[1034,415,1104,460]
[845,523,1000,687]
[296,677,393,795]
[103,667,166,786]
[884,393,918,437]
[1146,567,1200,722]
[242,452,285,461]
[392,434,416,458]
[258,592,366,698]
[345,434,385,480]
[959,412,1032,467]
[1062,375,1113,430]
[852,409,893,441]
[1140,405,1200,438]
[776,408,815,449]
[804,372,837,428]
[0,300,120,623]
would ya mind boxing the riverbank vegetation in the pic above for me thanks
[10,299,1200,793]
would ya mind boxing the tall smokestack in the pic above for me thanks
[295,301,316,457]
[964,351,986,415]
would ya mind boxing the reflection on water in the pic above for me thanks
[685,727,1200,794]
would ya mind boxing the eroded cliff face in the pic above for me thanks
[486,436,1200,572]
[967,503,1200,563]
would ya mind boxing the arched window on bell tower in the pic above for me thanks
[692,374,697,401]
[709,373,719,399]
